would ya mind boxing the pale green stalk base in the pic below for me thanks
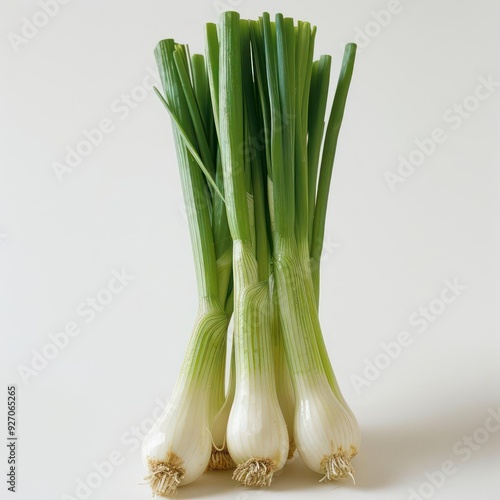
[272,280,296,452]
[210,344,235,456]
[298,241,352,407]
[142,303,229,496]
[273,238,360,481]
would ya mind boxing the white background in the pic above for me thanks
[1,0,499,499]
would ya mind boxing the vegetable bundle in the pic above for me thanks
[142,11,359,497]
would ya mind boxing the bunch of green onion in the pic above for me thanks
[142,11,359,497]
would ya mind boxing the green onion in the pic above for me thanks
[143,10,359,495]
[257,18,360,477]
[142,39,232,497]
[218,13,289,486]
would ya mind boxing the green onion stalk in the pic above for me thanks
[216,13,289,487]
[250,13,361,481]
[142,39,233,496]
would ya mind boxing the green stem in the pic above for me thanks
[155,40,220,300]
[218,12,252,245]
[307,55,332,250]
[311,44,357,302]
